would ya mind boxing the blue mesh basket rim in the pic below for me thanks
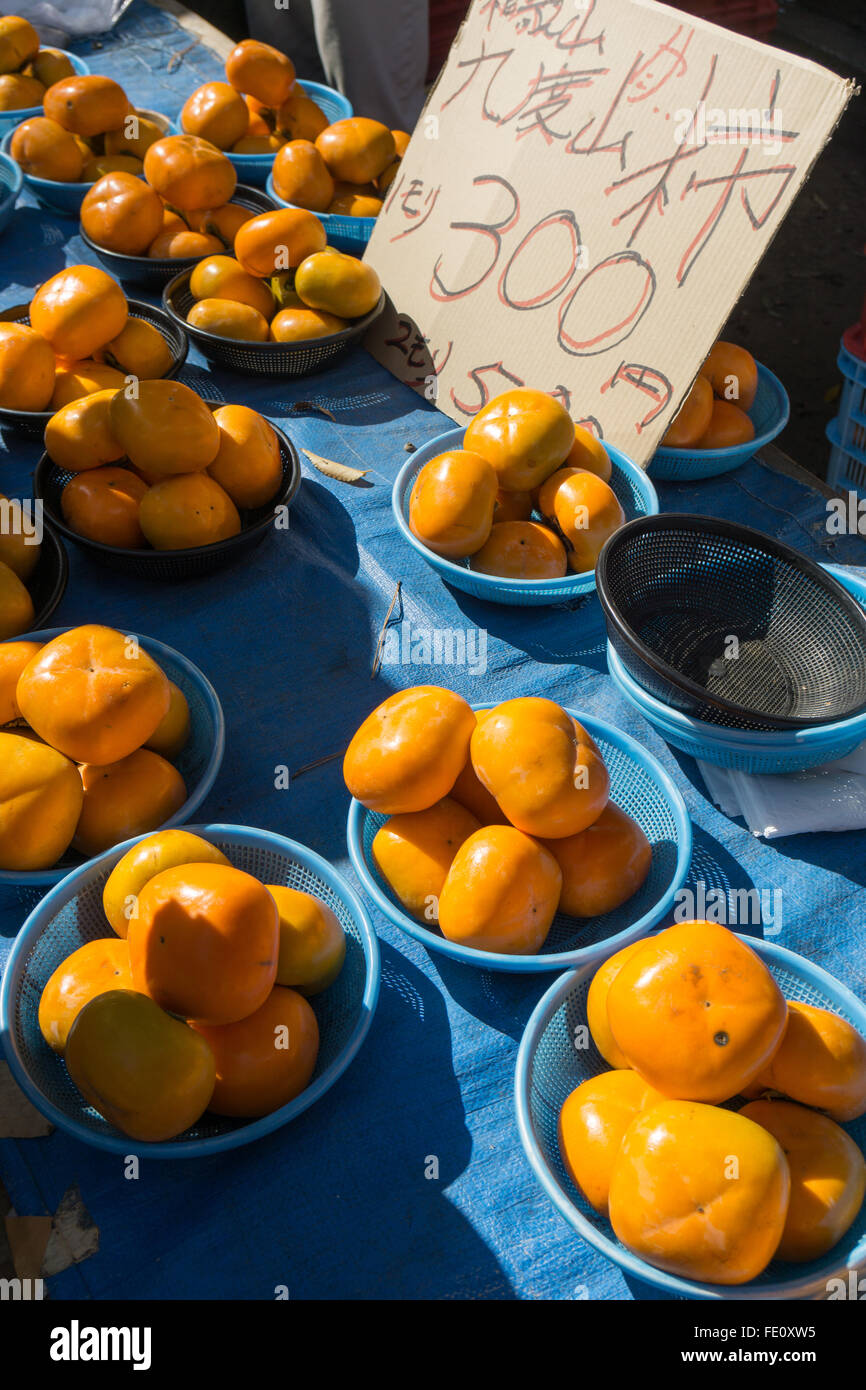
[649,363,790,480]
[346,702,692,973]
[0,150,23,204]
[605,563,866,753]
[0,823,380,1157]
[515,935,866,1300]
[265,171,376,238]
[0,627,225,889]
[391,426,659,603]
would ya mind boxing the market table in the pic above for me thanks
[1,0,865,1302]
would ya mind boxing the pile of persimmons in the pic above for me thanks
[0,494,43,639]
[0,14,77,112]
[182,208,382,343]
[561,924,866,1284]
[0,624,191,868]
[36,827,346,1138]
[661,339,758,451]
[344,685,652,952]
[409,388,626,580]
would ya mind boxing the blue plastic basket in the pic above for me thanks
[1,125,89,217]
[827,342,866,498]
[0,50,89,139]
[0,151,23,236]
[174,81,352,190]
[516,934,866,1300]
[649,363,789,482]
[347,704,692,973]
[392,426,658,607]
[0,824,380,1157]
[0,628,225,892]
[266,170,375,253]
[606,563,866,774]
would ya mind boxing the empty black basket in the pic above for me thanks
[596,514,866,732]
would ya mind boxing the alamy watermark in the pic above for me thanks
[379,621,488,676]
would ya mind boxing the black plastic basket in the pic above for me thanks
[0,300,188,439]
[78,183,277,288]
[162,268,386,378]
[33,418,301,581]
[27,520,68,626]
[596,514,866,732]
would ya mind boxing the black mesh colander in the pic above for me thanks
[596,514,866,731]
[33,419,301,582]
[78,183,277,289]
[0,300,188,438]
[162,268,385,378]
[28,521,68,626]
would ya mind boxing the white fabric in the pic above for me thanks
[699,741,866,838]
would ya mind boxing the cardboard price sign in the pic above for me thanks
[364,0,852,465]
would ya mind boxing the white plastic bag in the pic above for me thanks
[4,0,134,46]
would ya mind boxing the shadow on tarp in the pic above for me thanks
[443,583,610,674]
[1,207,69,292]
[429,952,551,1045]
[682,825,765,942]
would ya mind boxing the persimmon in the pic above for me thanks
[344,685,475,815]
[662,374,713,448]
[316,117,395,184]
[207,404,282,509]
[0,323,55,411]
[150,227,222,259]
[491,489,532,524]
[65,989,215,1142]
[109,379,220,476]
[103,828,231,938]
[702,340,758,410]
[450,750,509,826]
[187,297,270,341]
[74,748,187,856]
[559,1070,662,1215]
[104,114,164,160]
[464,389,574,492]
[0,497,40,581]
[139,473,241,550]
[189,255,276,319]
[225,39,296,108]
[16,624,171,765]
[741,1099,866,1262]
[606,921,787,1103]
[181,81,248,150]
[61,466,147,548]
[9,116,84,182]
[695,398,755,450]
[25,49,75,88]
[0,16,39,73]
[144,682,190,759]
[294,248,381,317]
[268,885,347,995]
[38,938,132,1052]
[750,1001,866,1121]
[193,985,318,1117]
[275,86,328,142]
[272,139,335,212]
[326,192,382,217]
[0,639,42,724]
[194,201,255,247]
[408,450,497,559]
[586,940,648,1068]
[100,318,173,378]
[81,171,164,256]
[538,468,624,573]
[30,264,128,361]
[50,361,126,409]
[269,306,345,342]
[234,206,326,277]
[543,802,651,917]
[565,424,612,480]
[470,697,610,838]
[609,1100,790,1284]
[43,75,129,138]
[372,796,481,921]
[232,134,282,154]
[469,520,567,580]
[81,154,143,181]
[129,861,280,1025]
[0,563,33,639]
[438,824,561,955]
[44,389,125,472]
[143,134,236,212]
[0,72,43,110]
[0,730,83,870]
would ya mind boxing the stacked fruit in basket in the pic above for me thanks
[0,495,45,639]
[180,207,382,343]
[345,686,652,954]
[0,625,191,868]
[560,925,866,1283]
[271,118,408,218]
[0,15,77,113]
[409,389,627,579]
[36,828,347,1139]
[661,339,758,450]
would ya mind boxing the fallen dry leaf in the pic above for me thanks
[302,450,369,484]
